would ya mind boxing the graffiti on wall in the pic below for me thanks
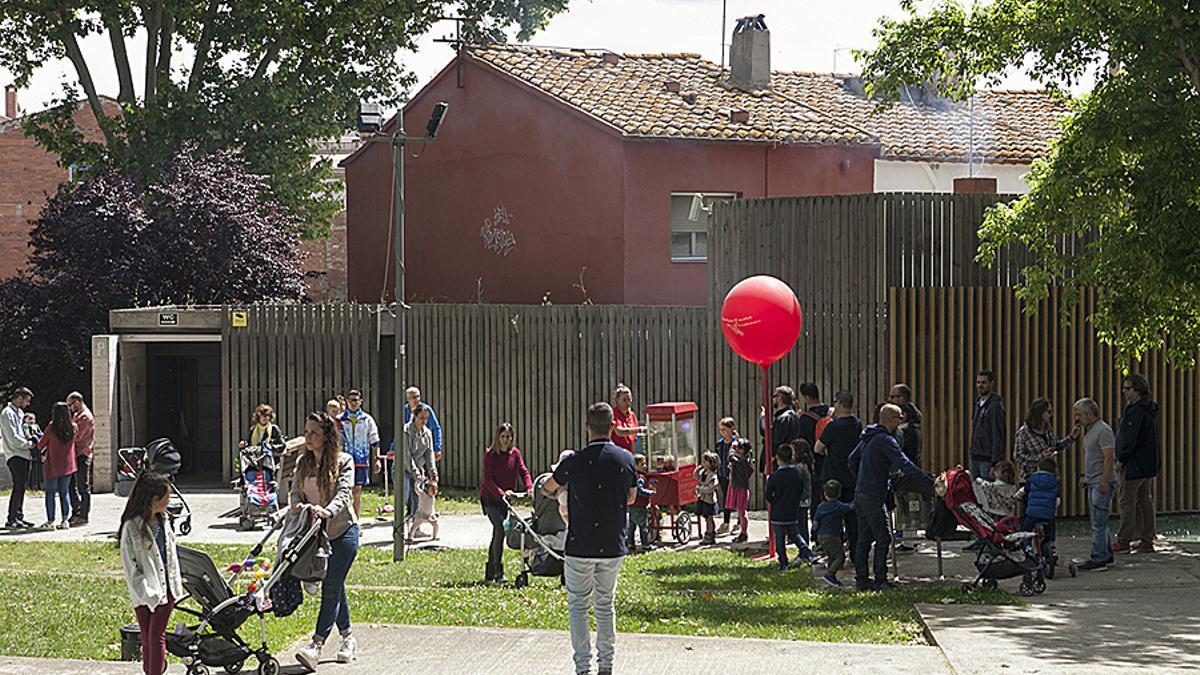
[481,205,518,256]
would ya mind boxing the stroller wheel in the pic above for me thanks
[188,665,210,675]
[515,572,529,589]
[238,516,254,531]
[960,582,975,593]
[1033,577,1047,594]
[224,661,244,674]
[1018,578,1035,597]
[1068,562,1077,578]
[179,519,192,536]
[256,657,280,675]
[982,578,998,590]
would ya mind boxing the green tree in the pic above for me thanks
[0,0,570,237]
[857,0,1200,366]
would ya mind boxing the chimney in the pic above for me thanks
[4,86,16,119]
[729,109,750,124]
[602,52,620,66]
[953,176,997,194]
[729,14,770,90]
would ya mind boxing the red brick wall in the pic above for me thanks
[0,99,119,279]
[301,209,348,302]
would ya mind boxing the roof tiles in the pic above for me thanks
[469,45,1068,163]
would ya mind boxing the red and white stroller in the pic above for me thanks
[940,467,1049,596]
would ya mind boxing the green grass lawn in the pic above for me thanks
[357,485,481,518]
[0,540,1012,661]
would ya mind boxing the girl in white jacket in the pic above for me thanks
[119,472,184,675]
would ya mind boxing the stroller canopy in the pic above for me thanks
[146,438,183,477]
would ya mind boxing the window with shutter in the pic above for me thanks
[669,193,735,262]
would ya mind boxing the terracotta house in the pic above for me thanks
[341,24,1066,307]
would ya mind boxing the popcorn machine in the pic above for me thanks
[642,402,700,544]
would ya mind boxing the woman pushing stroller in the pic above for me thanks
[292,411,361,671]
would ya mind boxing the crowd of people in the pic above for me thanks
[0,364,1162,675]
[3,387,95,531]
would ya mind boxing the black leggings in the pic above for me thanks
[718,475,732,523]
[482,499,508,576]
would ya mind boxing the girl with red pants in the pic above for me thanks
[120,472,183,674]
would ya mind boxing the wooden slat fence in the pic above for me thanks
[403,304,710,491]
[222,305,380,475]
[890,286,1200,516]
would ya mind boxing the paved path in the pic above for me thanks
[0,491,779,550]
[916,539,1200,674]
[0,624,953,675]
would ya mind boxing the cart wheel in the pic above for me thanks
[982,578,998,590]
[179,519,192,536]
[224,661,244,674]
[672,512,692,544]
[257,657,280,675]
[514,572,529,589]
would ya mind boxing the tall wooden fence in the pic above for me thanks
[890,286,1200,515]
[222,305,380,464]
[403,304,710,490]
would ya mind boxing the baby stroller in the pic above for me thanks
[503,492,566,588]
[941,467,1047,596]
[167,506,324,675]
[235,443,279,531]
[117,438,193,536]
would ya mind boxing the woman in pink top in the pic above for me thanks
[479,422,533,583]
[37,402,77,530]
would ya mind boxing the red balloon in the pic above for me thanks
[720,276,803,366]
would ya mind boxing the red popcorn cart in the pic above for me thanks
[642,402,701,544]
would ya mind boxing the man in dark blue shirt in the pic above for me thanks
[848,404,933,592]
[815,390,863,562]
[543,402,637,675]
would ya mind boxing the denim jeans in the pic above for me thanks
[70,455,92,518]
[1087,481,1118,563]
[481,499,508,579]
[854,497,891,587]
[564,555,624,674]
[315,524,359,641]
[970,459,994,481]
[6,456,28,523]
[771,522,814,569]
[44,474,72,523]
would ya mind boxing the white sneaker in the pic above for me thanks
[296,640,321,671]
[39,521,55,531]
[336,635,356,663]
[716,523,730,535]
[57,520,70,530]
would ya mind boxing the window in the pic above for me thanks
[670,192,735,262]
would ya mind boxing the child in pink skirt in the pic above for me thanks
[725,438,754,543]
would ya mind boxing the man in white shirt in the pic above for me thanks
[2,387,35,529]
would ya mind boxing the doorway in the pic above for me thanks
[145,343,223,485]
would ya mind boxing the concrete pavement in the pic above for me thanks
[0,624,951,675]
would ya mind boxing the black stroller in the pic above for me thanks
[168,507,324,675]
[503,492,566,588]
[117,438,193,536]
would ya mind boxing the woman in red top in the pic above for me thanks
[37,402,77,530]
[479,422,533,583]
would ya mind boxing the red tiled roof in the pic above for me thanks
[469,45,1068,163]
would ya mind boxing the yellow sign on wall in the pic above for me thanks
[231,311,248,328]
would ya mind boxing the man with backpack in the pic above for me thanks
[759,386,802,471]
[815,391,863,563]
[797,382,832,525]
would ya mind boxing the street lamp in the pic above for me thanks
[357,100,449,562]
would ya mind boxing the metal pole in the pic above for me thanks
[392,125,407,562]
